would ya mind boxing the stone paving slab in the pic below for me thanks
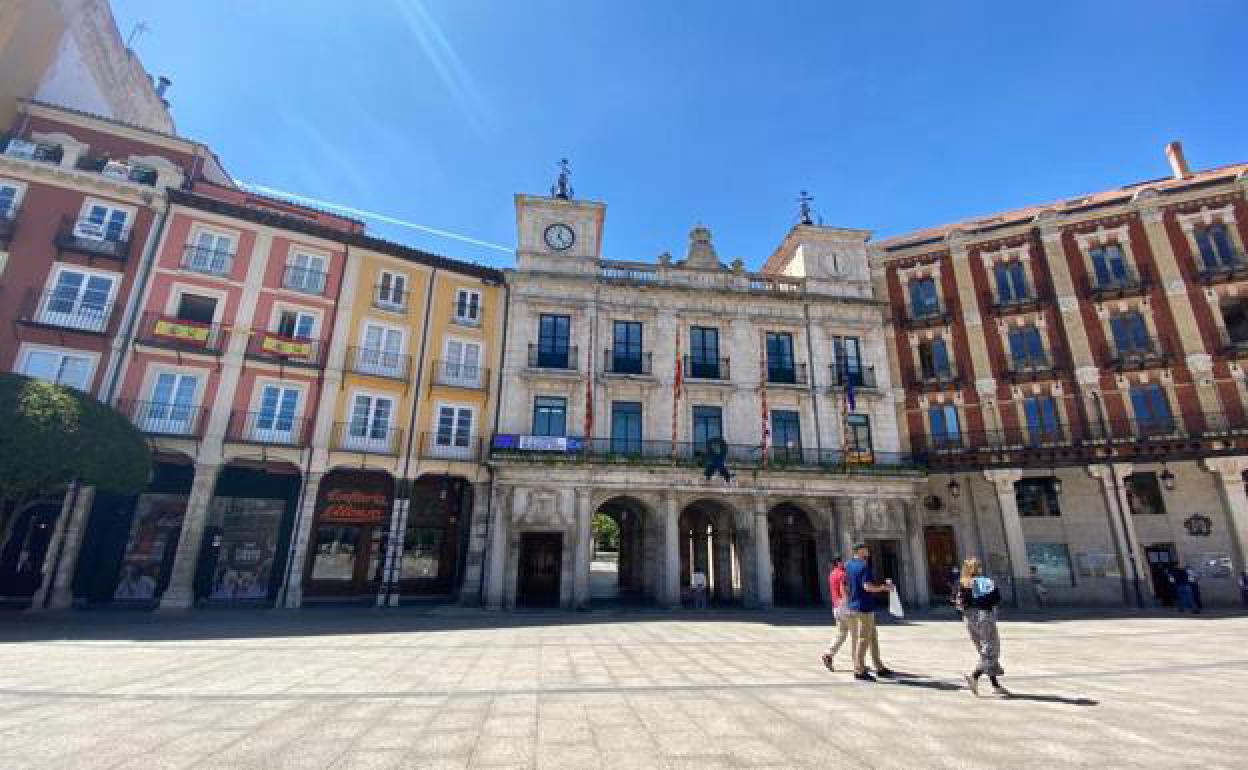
[1,608,1246,768]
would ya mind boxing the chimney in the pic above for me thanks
[1165,140,1190,180]
[155,76,172,98]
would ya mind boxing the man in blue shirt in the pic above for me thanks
[844,542,895,681]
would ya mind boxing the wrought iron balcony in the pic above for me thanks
[418,431,481,461]
[135,313,227,354]
[74,155,157,185]
[432,360,488,389]
[347,346,410,381]
[829,365,878,389]
[527,344,578,370]
[683,355,730,381]
[121,399,206,438]
[766,360,808,385]
[987,289,1046,316]
[332,421,403,455]
[900,304,953,329]
[181,244,234,276]
[1005,353,1056,381]
[1088,265,1150,299]
[227,410,311,447]
[55,216,132,262]
[282,265,327,295]
[1196,253,1248,285]
[245,330,324,368]
[1107,341,1169,371]
[915,366,960,391]
[18,289,116,334]
[2,135,62,164]
[604,348,652,375]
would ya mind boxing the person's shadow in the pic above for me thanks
[883,672,1098,706]
[1000,691,1098,706]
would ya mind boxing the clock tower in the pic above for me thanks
[515,160,605,274]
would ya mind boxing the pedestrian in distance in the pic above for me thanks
[1169,563,1198,613]
[690,568,708,609]
[1238,569,1248,608]
[1186,564,1203,612]
[955,558,1008,697]
[843,543,894,682]
[821,557,856,672]
[1030,565,1048,608]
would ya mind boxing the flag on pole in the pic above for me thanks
[845,368,857,414]
[760,355,770,468]
[672,332,682,456]
[584,344,594,441]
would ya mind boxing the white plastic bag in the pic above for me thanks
[887,585,905,618]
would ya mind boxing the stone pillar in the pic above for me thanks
[753,497,773,609]
[281,470,324,609]
[1203,457,1248,572]
[458,480,493,605]
[159,463,222,610]
[33,484,94,610]
[904,501,931,607]
[1087,463,1151,605]
[484,485,511,609]
[982,469,1033,607]
[712,528,733,601]
[572,488,592,608]
[662,493,680,608]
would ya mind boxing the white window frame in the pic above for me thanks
[166,283,227,323]
[356,320,407,378]
[271,304,321,339]
[247,379,306,444]
[75,197,135,241]
[440,336,483,388]
[452,288,482,326]
[39,265,120,332]
[376,269,408,310]
[342,390,397,453]
[284,248,328,294]
[14,343,99,392]
[431,402,476,459]
[0,178,28,215]
[137,365,204,436]
[185,225,237,276]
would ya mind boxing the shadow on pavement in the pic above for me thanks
[1002,691,1099,706]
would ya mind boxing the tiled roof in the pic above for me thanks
[875,161,1248,252]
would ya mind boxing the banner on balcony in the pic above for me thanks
[261,334,312,357]
[153,318,210,345]
[846,449,875,465]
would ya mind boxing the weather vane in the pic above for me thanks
[798,190,815,226]
[551,158,573,200]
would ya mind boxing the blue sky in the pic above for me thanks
[113,1,1248,269]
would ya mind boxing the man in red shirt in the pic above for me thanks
[821,557,856,671]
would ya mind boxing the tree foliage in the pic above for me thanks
[592,512,620,552]
[0,374,151,536]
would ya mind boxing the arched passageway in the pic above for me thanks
[768,503,820,606]
[679,499,740,605]
[590,496,655,604]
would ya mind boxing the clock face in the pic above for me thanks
[543,223,575,251]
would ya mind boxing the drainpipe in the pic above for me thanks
[479,279,510,605]
[379,264,438,607]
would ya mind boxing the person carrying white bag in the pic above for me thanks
[843,543,896,682]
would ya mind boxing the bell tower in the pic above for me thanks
[515,159,605,273]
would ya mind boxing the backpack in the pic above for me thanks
[970,576,996,600]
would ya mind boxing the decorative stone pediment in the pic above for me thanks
[513,488,570,527]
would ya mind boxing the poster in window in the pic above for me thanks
[207,498,285,601]
[113,494,188,601]
[1027,543,1075,586]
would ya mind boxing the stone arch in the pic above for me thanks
[679,497,743,604]
[768,502,821,606]
[591,495,657,603]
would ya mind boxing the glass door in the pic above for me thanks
[346,395,394,452]
[144,373,199,434]
[253,385,300,443]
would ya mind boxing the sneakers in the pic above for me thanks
[992,684,1010,697]
[821,654,835,672]
[963,673,980,697]
[854,671,876,682]
[874,667,895,678]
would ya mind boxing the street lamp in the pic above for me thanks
[1159,465,1176,491]
[947,478,962,500]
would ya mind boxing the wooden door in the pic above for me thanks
[518,533,562,608]
[925,526,958,600]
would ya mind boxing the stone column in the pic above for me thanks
[982,469,1033,607]
[159,463,222,610]
[1203,457,1248,572]
[572,487,593,608]
[753,496,773,609]
[33,484,95,610]
[1087,463,1151,605]
[712,528,733,601]
[903,501,931,607]
[281,469,324,609]
[662,493,680,608]
[457,480,493,606]
[484,485,511,609]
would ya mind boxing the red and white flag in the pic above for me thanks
[672,332,682,454]
[584,344,594,440]
[760,355,770,467]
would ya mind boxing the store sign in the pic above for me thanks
[261,334,313,357]
[321,489,389,524]
[153,318,210,345]
[1183,514,1213,537]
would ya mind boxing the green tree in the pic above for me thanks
[0,374,151,548]
[592,512,620,552]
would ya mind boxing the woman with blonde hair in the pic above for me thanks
[955,557,1007,696]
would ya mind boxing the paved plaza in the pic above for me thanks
[1,608,1247,769]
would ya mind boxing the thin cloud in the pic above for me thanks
[238,181,513,254]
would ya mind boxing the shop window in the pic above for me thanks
[1016,478,1061,517]
[401,527,442,579]
[1126,472,1166,515]
[1026,543,1075,587]
[311,526,360,580]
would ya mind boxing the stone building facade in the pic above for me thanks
[465,189,926,610]
[874,142,1248,607]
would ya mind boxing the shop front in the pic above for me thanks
[0,500,63,607]
[303,470,394,602]
[398,476,471,598]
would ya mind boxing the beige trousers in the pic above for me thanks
[850,611,885,674]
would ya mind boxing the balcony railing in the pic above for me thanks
[987,290,1045,315]
[419,431,481,461]
[1107,342,1169,371]
[766,361,808,385]
[19,289,115,334]
[135,313,227,354]
[901,304,952,328]
[347,346,410,381]
[0,204,16,246]
[282,265,327,295]
[2,135,62,164]
[431,360,487,389]
[916,366,959,390]
[227,410,311,446]
[74,156,157,186]
[604,349,652,375]
[245,331,324,368]
[372,284,408,312]
[122,399,206,438]
[55,216,132,262]
[451,304,484,327]
[1005,354,1056,380]
[601,263,660,284]
[181,244,234,276]
[1088,265,1150,299]
[489,435,924,475]
[749,276,804,295]
[683,355,730,381]
[1196,254,1248,285]
[332,421,403,455]
[829,365,878,389]
[527,344,578,370]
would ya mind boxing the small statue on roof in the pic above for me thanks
[798,190,815,226]
[551,158,574,200]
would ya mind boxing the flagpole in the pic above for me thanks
[672,331,681,460]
